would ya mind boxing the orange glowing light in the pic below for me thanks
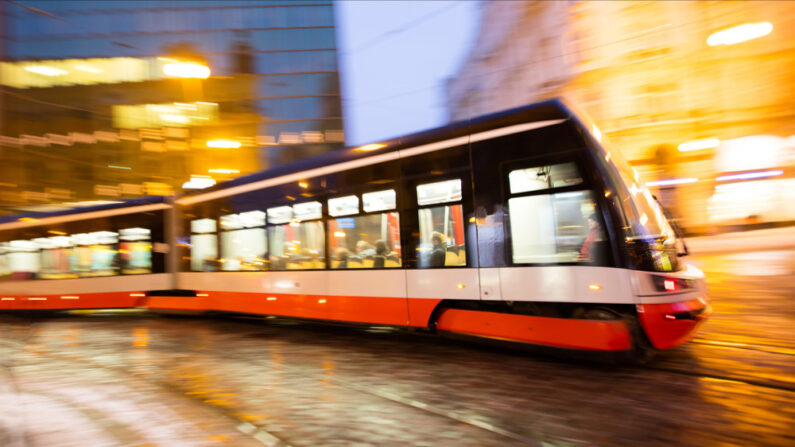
[354,143,386,152]
[163,61,210,78]
[707,22,773,46]
[206,139,241,149]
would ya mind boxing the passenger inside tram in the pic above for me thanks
[373,240,388,268]
[355,240,376,257]
[429,232,446,267]
[578,213,603,262]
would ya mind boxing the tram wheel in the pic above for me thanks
[573,306,621,320]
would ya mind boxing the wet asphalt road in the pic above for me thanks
[0,247,793,446]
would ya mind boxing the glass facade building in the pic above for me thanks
[0,1,344,210]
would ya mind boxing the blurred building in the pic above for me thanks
[447,1,795,232]
[0,0,343,211]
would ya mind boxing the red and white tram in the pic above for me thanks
[0,99,710,357]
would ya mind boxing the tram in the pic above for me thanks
[0,99,710,357]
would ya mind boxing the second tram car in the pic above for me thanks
[0,100,710,357]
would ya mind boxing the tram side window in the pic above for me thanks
[119,228,152,274]
[72,231,119,277]
[5,240,40,280]
[220,211,267,271]
[268,202,325,270]
[35,236,75,279]
[507,162,604,264]
[416,179,466,268]
[328,189,401,269]
[191,218,218,271]
[0,243,9,279]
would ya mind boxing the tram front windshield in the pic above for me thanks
[597,137,680,272]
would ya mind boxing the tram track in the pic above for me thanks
[641,363,795,393]
[689,338,795,356]
[3,323,549,447]
[639,338,795,393]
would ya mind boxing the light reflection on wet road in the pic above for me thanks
[0,248,793,446]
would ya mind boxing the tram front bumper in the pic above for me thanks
[637,297,711,350]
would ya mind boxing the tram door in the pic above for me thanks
[470,122,606,302]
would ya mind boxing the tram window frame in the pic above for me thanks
[399,143,473,269]
[267,201,326,271]
[501,154,608,266]
[414,178,468,269]
[190,217,219,271]
[0,208,166,279]
[327,187,402,270]
[219,210,268,272]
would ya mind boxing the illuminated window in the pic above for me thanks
[417,179,461,206]
[363,189,396,212]
[328,195,359,217]
[190,218,218,271]
[34,236,75,280]
[5,240,40,279]
[113,101,219,129]
[120,228,152,274]
[416,180,466,268]
[507,163,603,264]
[220,211,267,271]
[72,231,119,277]
[329,213,401,269]
[268,202,324,270]
[0,57,166,89]
[508,162,582,194]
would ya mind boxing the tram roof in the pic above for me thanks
[183,98,575,198]
[0,196,168,224]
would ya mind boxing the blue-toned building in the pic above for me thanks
[0,1,344,209]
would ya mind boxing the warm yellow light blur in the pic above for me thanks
[48,230,67,235]
[468,217,476,223]
[267,297,277,301]
[678,138,720,152]
[592,124,602,142]
[209,169,240,174]
[354,143,387,152]
[707,22,773,46]
[206,139,242,149]
[24,65,67,76]
[163,61,211,79]
[298,181,309,189]
[589,284,602,291]
[457,283,466,289]
[114,101,219,129]
[333,231,346,237]
[318,299,327,304]
[182,176,216,190]
[74,65,103,74]
[18,217,39,222]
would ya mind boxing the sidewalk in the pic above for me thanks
[685,226,795,255]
